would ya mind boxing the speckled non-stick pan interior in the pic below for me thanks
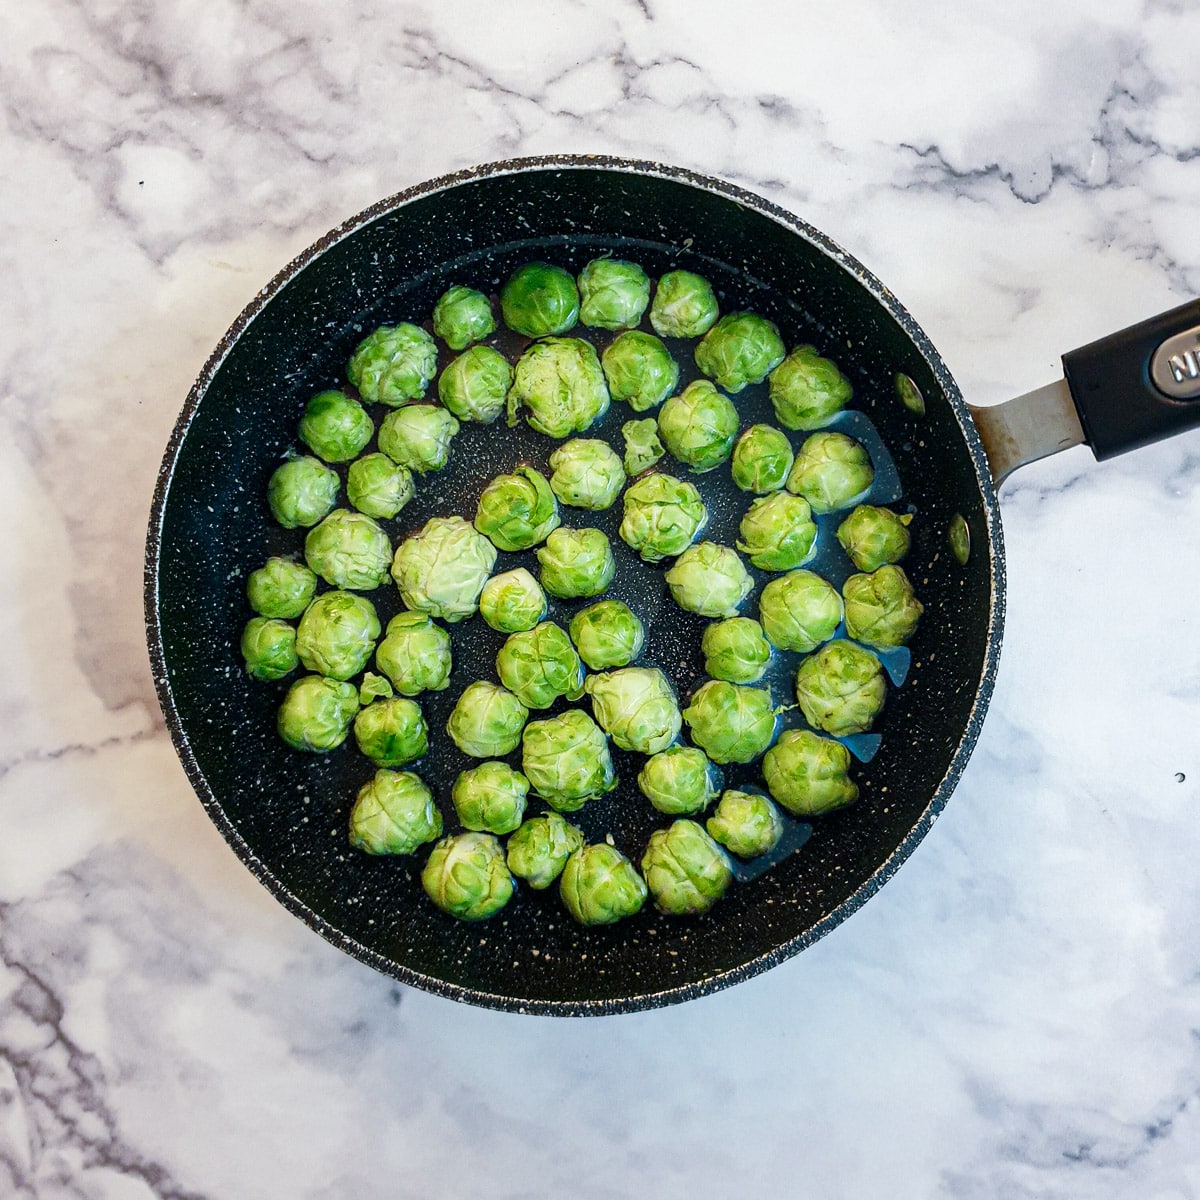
[146,158,1003,1015]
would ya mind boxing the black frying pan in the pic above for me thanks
[145,156,1200,1015]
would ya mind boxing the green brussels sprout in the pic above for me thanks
[758,570,843,653]
[836,505,913,572]
[358,671,393,702]
[637,746,722,815]
[451,761,529,835]
[536,527,615,599]
[432,285,496,350]
[649,270,719,339]
[246,556,317,619]
[682,680,778,764]
[548,439,625,511]
[619,472,707,563]
[842,565,924,648]
[664,542,753,618]
[578,258,651,329]
[762,729,858,815]
[346,453,415,519]
[377,404,460,474]
[304,509,393,591]
[694,312,785,393]
[786,431,874,514]
[353,696,428,767]
[602,331,679,412]
[474,467,560,552]
[569,600,644,670]
[769,346,853,430]
[496,622,585,710]
[506,812,585,889]
[736,491,817,571]
[731,424,794,494]
[794,640,887,736]
[559,843,647,926]
[478,568,547,634]
[622,418,666,476]
[267,455,339,529]
[295,590,380,680]
[521,709,616,811]
[240,617,298,681]
[507,338,610,438]
[641,819,733,915]
[374,610,452,695]
[422,832,514,921]
[348,322,438,406]
[297,390,373,463]
[445,681,529,758]
[701,617,772,685]
[391,516,497,623]
[437,345,513,424]
[276,675,359,752]
[500,263,580,337]
[706,790,784,858]
[349,769,442,855]
[657,380,738,473]
[584,667,682,754]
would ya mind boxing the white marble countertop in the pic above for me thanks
[3,1,1199,1195]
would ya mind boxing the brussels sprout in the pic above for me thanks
[649,270,719,339]
[295,590,380,680]
[297,390,373,463]
[618,472,707,563]
[578,258,651,329]
[569,600,644,670]
[451,761,529,835]
[731,424,794,494]
[794,641,887,736]
[842,565,924,648]
[496,622,585,710]
[474,467,560,552]
[584,667,682,755]
[346,453,415,519]
[304,509,393,591]
[422,832,514,921]
[786,432,874,514]
[548,439,625,511]
[701,617,772,685]
[622,418,666,476]
[353,696,428,767]
[500,263,580,337]
[769,346,853,430]
[641,819,733,915]
[602,331,679,412]
[377,404,460,474]
[521,710,616,811]
[375,611,452,695]
[507,338,610,438]
[836,505,913,572]
[758,570,843,653]
[762,729,858,816]
[432,285,496,350]
[247,557,318,619]
[736,491,817,571]
[349,769,442,855]
[276,675,359,752]
[694,312,786,393]
[478,568,547,634]
[438,345,512,424]
[240,617,298,681]
[445,681,529,758]
[682,680,778,764]
[506,812,585,889]
[391,516,497,623]
[706,790,783,858]
[536,527,615,600]
[664,542,753,618]
[348,322,438,406]
[559,843,647,926]
[267,455,339,529]
[657,380,738,473]
[358,671,393,702]
[636,746,722,816]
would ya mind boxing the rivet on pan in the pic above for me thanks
[948,514,970,565]
[895,373,925,415]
